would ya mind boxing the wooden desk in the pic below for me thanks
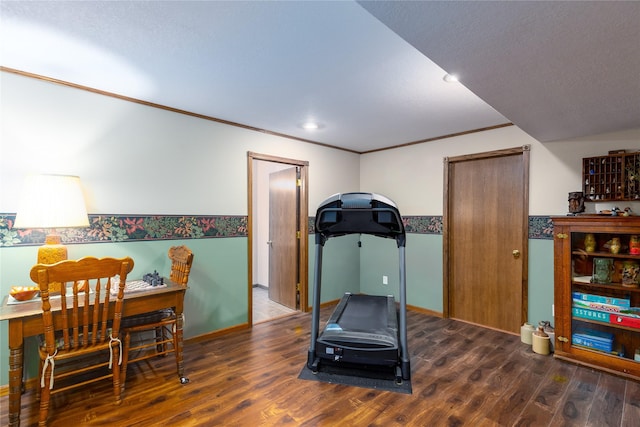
[0,281,187,427]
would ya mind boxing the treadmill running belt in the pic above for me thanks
[335,295,391,331]
[318,293,398,361]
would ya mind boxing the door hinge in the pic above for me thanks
[557,233,568,239]
[296,178,301,187]
[296,230,300,239]
[557,336,569,343]
[296,283,300,291]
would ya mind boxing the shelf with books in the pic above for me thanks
[572,315,640,334]
[553,215,640,379]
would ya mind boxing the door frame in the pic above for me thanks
[247,151,309,326]
[442,145,530,325]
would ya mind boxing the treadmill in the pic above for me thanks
[307,192,410,382]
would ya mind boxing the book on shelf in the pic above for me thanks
[610,313,640,329]
[572,336,614,352]
[573,327,614,342]
[572,304,640,329]
[573,299,627,313]
[619,307,640,318]
[572,291,631,308]
[572,307,610,322]
[572,327,614,352]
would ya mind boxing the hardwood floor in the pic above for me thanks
[3,306,639,426]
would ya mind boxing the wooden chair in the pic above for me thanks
[30,256,134,427]
[121,245,193,385]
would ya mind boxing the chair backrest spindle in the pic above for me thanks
[168,246,194,286]
[31,257,134,353]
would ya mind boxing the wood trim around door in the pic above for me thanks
[442,145,530,326]
[247,152,309,326]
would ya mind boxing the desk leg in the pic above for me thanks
[8,319,24,427]
[175,295,188,384]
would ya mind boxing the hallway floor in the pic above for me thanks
[252,285,296,323]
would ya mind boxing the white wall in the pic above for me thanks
[361,125,640,215]
[7,70,635,228]
[0,71,360,217]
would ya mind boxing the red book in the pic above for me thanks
[609,313,640,329]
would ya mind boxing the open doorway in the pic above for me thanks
[247,152,309,325]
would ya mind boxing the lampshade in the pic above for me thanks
[14,174,89,271]
[14,174,89,229]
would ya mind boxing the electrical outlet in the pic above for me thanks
[382,275,388,285]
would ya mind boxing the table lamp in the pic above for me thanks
[14,174,90,264]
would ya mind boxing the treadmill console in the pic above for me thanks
[315,192,405,246]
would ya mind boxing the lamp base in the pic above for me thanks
[38,235,68,264]
[37,234,68,293]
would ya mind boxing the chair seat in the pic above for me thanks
[38,328,114,351]
[120,309,175,329]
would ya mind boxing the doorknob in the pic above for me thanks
[512,249,520,259]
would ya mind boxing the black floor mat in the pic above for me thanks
[298,363,412,394]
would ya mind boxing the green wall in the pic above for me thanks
[359,234,444,312]
[0,219,558,387]
[528,238,555,327]
[357,233,555,327]
[0,234,364,386]
[308,234,362,306]
[0,238,249,385]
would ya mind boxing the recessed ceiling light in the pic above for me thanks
[443,73,459,83]
[300,121,322,130]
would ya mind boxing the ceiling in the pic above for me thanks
[1,1,638,153]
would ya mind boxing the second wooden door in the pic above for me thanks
[268,167,299,309]
[444,147,529,334]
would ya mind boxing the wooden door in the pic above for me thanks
[268,167,299,309]
[444,146,529,334]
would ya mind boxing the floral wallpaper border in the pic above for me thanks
[309,215,554,239]
[371,215,553,239]
[0,214,248,247]
[0,214,554,247]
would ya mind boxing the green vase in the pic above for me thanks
[592,258,614,284]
